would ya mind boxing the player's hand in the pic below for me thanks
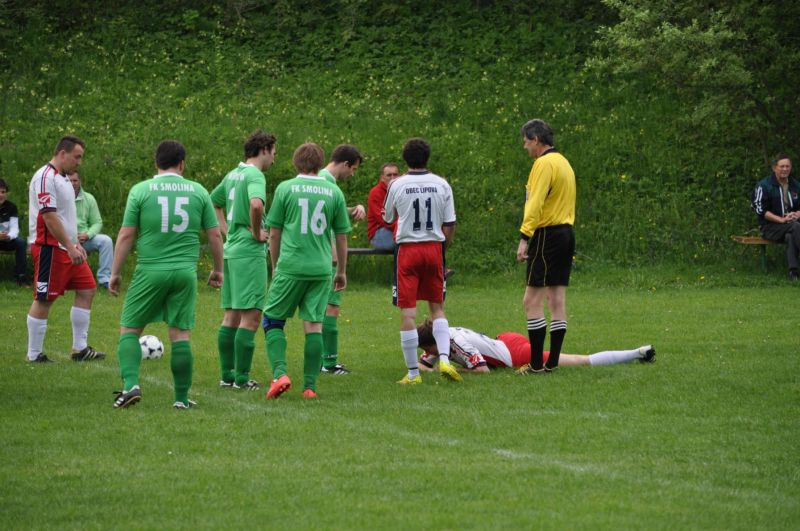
[68,244,85,264]
[418,362,435,372]
[350,205,366,221]
[259,229,269,242]
[208,270,223,288]
[77,232,89,243]
[516,239,528,262]
[109,275,121,297]
[333,272,346,292]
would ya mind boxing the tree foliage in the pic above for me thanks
[589,0,800,163]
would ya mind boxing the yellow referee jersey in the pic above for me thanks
[519,150,575,237]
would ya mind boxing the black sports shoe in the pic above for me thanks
[638,345,657,363]
[16,276,31,288]
[233,380,261,390]
[113,386,142,409]
[321,364,350,375]
[789,269,798,282]
[28,353,54,363]
[71,345,106,361]
[173,399,197,410]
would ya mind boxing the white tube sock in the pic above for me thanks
[401,329,420,378]
[71,306,91,351]
[27,315,48,360]
[432,317,450,364]
[588,349,640,366]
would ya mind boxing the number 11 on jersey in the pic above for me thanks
[412,197,433,231]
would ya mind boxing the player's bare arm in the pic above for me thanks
[249,197,266,242]
[213,205,228,237]
[333,232,348,292]
[348,204,366,221]
[443,223,456,247]
[109,226,138,296]
[206,226,224,288]
[516,238,528,262]
[269,227,282,270]
[41,210,85,264]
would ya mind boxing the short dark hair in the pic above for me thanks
[244,130,277,159]
[293,143,325,174]
[155,140,186,170]
[53,135,86,156]
[402,138,431,169]
[520,119,554,146]
[772,153,792,167]
[416,319,436,351]
[0,178,8,191]
[381,162,400,175]
[330,144,363,166]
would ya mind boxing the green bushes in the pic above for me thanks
[0,1,783,272]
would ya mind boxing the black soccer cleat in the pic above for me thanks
[321,364,351,375]
[173,399,197,410]
[28,353,54,363]
[638,345,657,363]
[71,345,106,362]
[233,380,261,391]
[113,386,142,409]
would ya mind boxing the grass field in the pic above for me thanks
[1,266,798,529]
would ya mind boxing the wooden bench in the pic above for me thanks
[731,233,783,272]
[347,247,393,256]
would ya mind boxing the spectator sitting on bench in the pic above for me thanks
[0,178,30,286]
[69,171,114,289]
[752,153,800,281]
[367,163,399,251]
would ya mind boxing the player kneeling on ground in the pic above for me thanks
[415,320,656,372]
[109,140,224,410]
[261,143,351,400]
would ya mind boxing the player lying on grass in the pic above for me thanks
[415,320,655,373]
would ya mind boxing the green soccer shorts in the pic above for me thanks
[221,256,268,310]
[263,271,331,322]
[326,264,344,306]
[120,268,197,330]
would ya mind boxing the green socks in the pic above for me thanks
[234,328,256,385]
[118,333,142,391]
[217,325,236,383]
[171,340,193,405]
[266,328,287,379]
[304,332,323,391]
[322,315,338,368]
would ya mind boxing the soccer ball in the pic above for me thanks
[140,335,164,360]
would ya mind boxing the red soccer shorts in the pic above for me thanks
[496,332,551,368]
[32,244,96,302]
[393,241,446,308]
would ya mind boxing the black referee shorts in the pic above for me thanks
[526,224,575,287]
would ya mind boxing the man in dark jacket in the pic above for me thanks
[752,154,800,280]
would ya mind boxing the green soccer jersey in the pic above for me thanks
[319,167,336,184]
[210,162,267,259]
[266,174,351,279]
[122,173,218,271]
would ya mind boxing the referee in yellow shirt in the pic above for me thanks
[514,119,576,375]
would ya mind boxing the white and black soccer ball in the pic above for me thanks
[139,335,164,360]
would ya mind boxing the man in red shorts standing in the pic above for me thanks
[26,135,105,363]
[383,138,460,384]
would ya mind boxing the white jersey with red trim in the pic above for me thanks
[420,327,513,369]
[382,170,455,244]
[28,163,78,248]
